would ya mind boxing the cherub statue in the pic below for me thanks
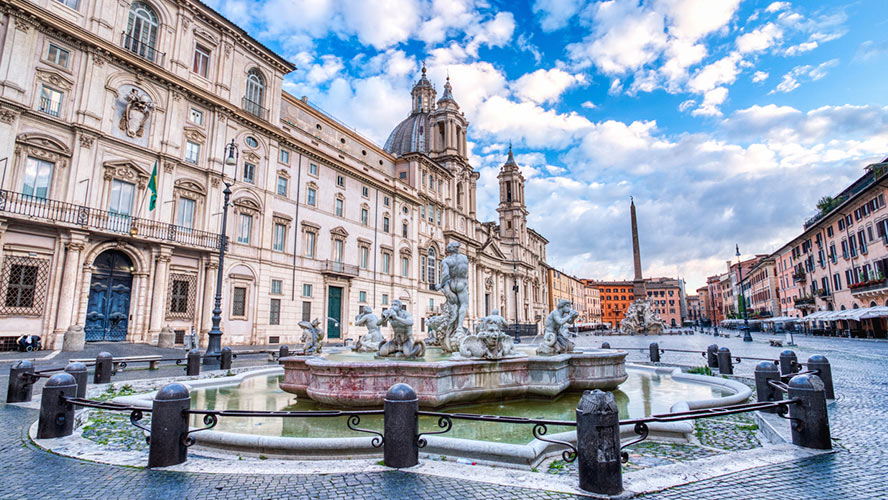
[298,318,324,355]
[537,300,577,355]
[354,306,383,352]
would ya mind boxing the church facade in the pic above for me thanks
[0,0,549,350]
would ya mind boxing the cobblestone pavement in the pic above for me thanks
[1,333,886,499]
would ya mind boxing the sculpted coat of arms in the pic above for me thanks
[118,88,153,138]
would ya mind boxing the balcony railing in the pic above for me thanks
[850,279,888,296]
[120,32,165,65]
[321,260,359,277]
[38,97,61,117]
[242,97,268,120]
[793,296,815,307]
[792,271,806,282]
[0,190,222,250]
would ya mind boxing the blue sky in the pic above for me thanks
[206,0,888,290]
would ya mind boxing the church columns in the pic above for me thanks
[54,236,87,333]
[148,245,174,338]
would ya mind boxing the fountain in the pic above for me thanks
[280,241,628,407]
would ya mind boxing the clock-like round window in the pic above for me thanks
[245,136,259,148]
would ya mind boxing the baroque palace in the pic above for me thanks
[0,0,549,349]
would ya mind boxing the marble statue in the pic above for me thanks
[537,299,578,355]
[298,318,325,355]
[353,306,383,352]
[424,303,450,347]
[378,300,426,358]
[118,88,153,138]
[619,299,666,335]
[435,241,470,352]
[458,309,515,359]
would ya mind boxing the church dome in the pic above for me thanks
[384,112,431,156]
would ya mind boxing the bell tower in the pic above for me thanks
[430,75,468,159]
[497,145,527,243]
[411,65,436,114]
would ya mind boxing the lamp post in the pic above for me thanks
[711,286,719,336]
[204,139,237,365]
[736,244,753,342]
[512,260,520,344]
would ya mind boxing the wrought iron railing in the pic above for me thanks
[0,190,222,250]
[120,32,165,65]
[322,260,359,277]
[38,97,60,117]
[242,97,268,120]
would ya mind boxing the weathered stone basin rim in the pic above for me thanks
[280,348,628,408]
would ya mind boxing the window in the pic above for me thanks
[361,208,369,225]
[303,284,313,297]
[244,69,265,117]
[384,196,390,207]
[302,301,311,321]
[335,198,344,217]
[402,222,408,238]
[333,239,343,263]
[46,43,70,68]
[383,216,390,233]
[273,223,286,251]
[337,175,345,187]
[271,279,283,295]
[307,187,317,206]
[237,213,252,244]
[22,157,53,199]
[232,286,247,317]
[54,0,79,9]
[245,136,259,148]
[277,176,288,196]
[169,279,189,314]
[362,186,369,197]
[382,294,389,306]
[305,231,316,257]
[401,256,409,277]
[109,179,135,217]
[833,273,842,291]
[176,198,195,229]
[38,86,63,117]
[185,141,200,164]
[242,162,255,183]
[421,256,426,281]
[399,172,407,179]
[383,253,391,274]
[839,219,845,231]
[4,263,38,308]
[189,107,203,125]
[359,291,367,303]
[428,204,434,222]
[269,299,281,325]
[125,2,159,62]
[309,163,318,176]
[360,246,369,269]
[280,149,290,164]
[427,247,437,284]
[192,45,210,78]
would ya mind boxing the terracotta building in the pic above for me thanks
[594,280,634,329]
[546,266,585,321]
[645,277,683,327]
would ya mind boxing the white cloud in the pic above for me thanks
[752,71,769,83]
[771,59,838,94]
[765,1,790,13]
[513,68,586,104]
[581,101,598,109]
[735,23,783,53]
[692,87,728,116]
[532,0,585,31]
[688,53,742,94]
[474,96,594,148]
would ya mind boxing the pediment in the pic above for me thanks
[35,68,74,91]
[480,239,506,260]
[330,226,349,237]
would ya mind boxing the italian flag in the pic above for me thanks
[148,161,158,211]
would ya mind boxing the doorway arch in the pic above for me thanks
[85,250,134,342]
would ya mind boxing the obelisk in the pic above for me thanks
[630,198,646,300]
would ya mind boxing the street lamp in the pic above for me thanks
[512,260,520,344]
[710,285,719,336]
[204,139,237,365]
[736,244,753,342]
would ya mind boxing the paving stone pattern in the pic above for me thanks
[0,333,886,499]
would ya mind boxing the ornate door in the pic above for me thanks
[84,251,133,342]
[327,286,342,339]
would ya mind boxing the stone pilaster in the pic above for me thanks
[54,238,87,333]
[148,246,174,340]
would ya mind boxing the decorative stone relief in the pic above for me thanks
[35,69,74,91]
[78,135,95,149]
[0,109,18,125]
[14,133,71,169]
[117,88,154,139]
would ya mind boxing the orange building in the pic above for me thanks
[594,280,635,329]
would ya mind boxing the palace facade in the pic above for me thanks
[0,0,549,350]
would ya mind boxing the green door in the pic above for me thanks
[327,286,342,339]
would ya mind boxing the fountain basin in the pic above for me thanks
[280,348,628,408]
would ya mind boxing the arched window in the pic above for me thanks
[125,2,159,62]
[244,69,265,118]
[427,247,437,285]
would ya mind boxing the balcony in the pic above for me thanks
[321,260,359,278]
[792,270,806,282]
[850,278,888,297]
[120,32,165,66]
[0,190,222,250]
[242,97,268,121]
[793,296,815,310]
[38,97,61,117]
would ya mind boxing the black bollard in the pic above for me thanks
[148,383,191,468]
[220,347,232,371]
[383,383,418,468]
[649,342,660,362]
[576,389,622,495]
[7,360,35,403]
[37,373,77,439]
[186,349,201,376]
[279,345,289,362]
[806,355,834,399]
[600,342,610,349]
[64,362,88,399]
[717,347,733,375]
[754,361,782,412]
[787,374,831,450]
[706,344,719,369]
[94,352,113,384]
[779,350,799,377]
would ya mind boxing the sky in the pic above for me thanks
[205,0,888,291]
